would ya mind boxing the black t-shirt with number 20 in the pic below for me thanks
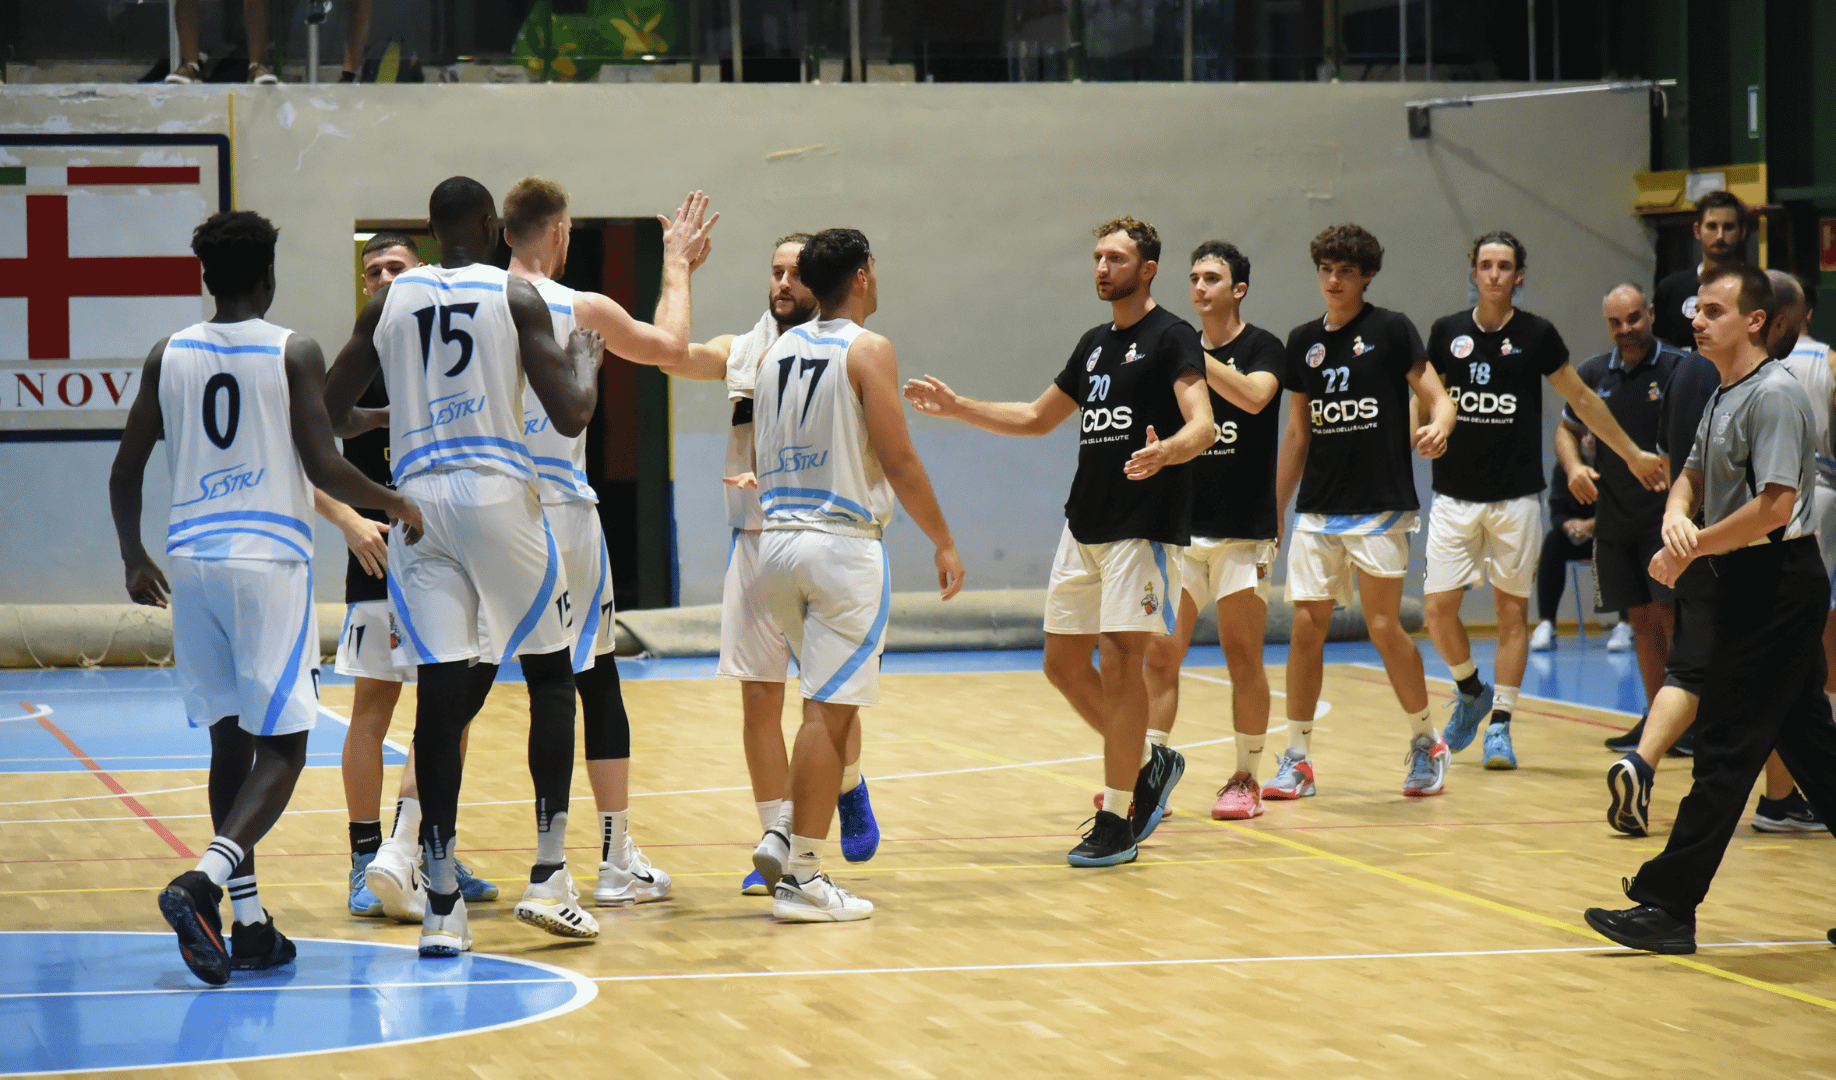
[1052,305,1207,546]
[1282,303,1426,516]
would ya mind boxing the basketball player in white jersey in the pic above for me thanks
[636,235,881,895]
[334,232,497,923]
[324,176,603,957]
[748,228,964,921]
[500,175,717,905]
[110,211,422,984]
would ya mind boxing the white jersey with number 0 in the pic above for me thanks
[521,277,595,504]
[377,262,530,485]
[162,318,314,563]
[751,317,893,538]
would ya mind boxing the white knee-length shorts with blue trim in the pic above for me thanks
[760,528,889,707]
[547,498,616,673]
[389,467,572,667]
[1043,523,1179,636]
[718,529,793,682]
[170,556,319,736]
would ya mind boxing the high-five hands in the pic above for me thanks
[660,190,719,272]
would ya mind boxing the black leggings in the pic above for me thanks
[1536,524,1594,623]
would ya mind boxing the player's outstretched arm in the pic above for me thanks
[1275,392,1311,522]
[855,335,965,600]
[657,335,736,382]
[903,375,1077,438]
[1548,364,1668,492]
[324,287,390,437]
[1405,358,1456,459]
[648,190,718,360]
[285,334,423,541]
[1553,421,1599,504]
[109,339,171,607]
[1205,357,1279,414]
[510,275,602,438]
[1125,370,1214,480]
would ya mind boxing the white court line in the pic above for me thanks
[1179,671,1333,718]
[1353,662,1644,719]
[316,705,410,755]
[0,704,53,725]
[1,939,1820,1001]
[0,783,205,807]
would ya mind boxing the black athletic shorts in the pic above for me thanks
[1593,531,1674,611]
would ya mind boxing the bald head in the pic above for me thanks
[1764,269,1808,359]
[1603,283,1656,355]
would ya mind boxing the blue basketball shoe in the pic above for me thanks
[349,851,384,917]
[838,778,881,862]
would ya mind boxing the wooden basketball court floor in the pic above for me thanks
[4,641,1835,1078]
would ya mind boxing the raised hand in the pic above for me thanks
[659,190,720,272]
[903,375,960,416]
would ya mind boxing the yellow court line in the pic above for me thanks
[674,855,1323,879]
[0,882,346,896]
[914,732,1836,1014]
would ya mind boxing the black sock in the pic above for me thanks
[1456,673,1485,697]
[349,820,383,856]
[1491,711,1511,727]
[530,861,565,883]
[427,887,460,916]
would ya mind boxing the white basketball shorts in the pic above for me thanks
[1043,523,1178,636]
[718,528,792,683]
[1181,537,1275,606]
[1814,481,1836,584]
[547,499,616,672]
[1286,529,1412,608]
[759,528,889,706]
[333,599,417,683]
[1423,493,1541,599]
[170,556,319,737]
[389,467,572,667]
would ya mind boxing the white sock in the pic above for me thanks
[1288,722,1313,759]
[1449,658,1477,682]
[227,873,263,925]
[599,809,629,864]
[1146,728,1170,747]
[775,799,795,835]
[1407,707,1436,740]
[195,836,244,887]
[755,799,782,832]
[535,800,568,867]
[1493,686,1520,717]
[840,761,862,793]
[1236,732,1266,779]
[786,833,824,883]
[390,796,421,847]
[1101,786,1131,815]
[1139,739,1153,768]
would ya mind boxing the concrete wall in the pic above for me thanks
[0,82,1652,615]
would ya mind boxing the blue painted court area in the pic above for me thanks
[0,668,401,774]
[0,932,595,1076]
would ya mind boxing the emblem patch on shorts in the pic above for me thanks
[1141,581,1159,616]
[388,613,401,650]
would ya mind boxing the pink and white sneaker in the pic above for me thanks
[1211,773,1264,820]
[1261,750,1316,800]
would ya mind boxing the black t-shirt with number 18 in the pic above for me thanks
[1427,308,1569,503]
[1282,303,1425,516]
[1190,325,1285,540]
[1052,304,1206,546]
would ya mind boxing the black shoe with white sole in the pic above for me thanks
[1604,718,1645,753]
[1606,753,1654,837]
[1752,789,1828,833]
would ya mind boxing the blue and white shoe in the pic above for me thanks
[349,852,384,917]
[838,778,880,862]
[1443,682,1494,753]
[454,860,499,902]
[740,868,771,896]
[1482,722,1518,770]
[1402,733,1450,797]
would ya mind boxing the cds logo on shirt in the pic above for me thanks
[1310,397,1380,426]
[1083,406,1133,432]
[1454,390,1518,415]
[1212,420,1239,444]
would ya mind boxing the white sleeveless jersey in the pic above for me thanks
[1781,335,1836,485]
[161,319,314,563]
[376,263,531,485]
[723,312,781,530]
[751,318,893,538]
[521,277,596,504]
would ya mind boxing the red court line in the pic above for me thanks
[27,701,196,859]
[1340,670,1633,731]
[67,165,201,185]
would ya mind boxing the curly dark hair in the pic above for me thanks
[1309,223,1383,275]
[1190,240,1250,286]
[191,210,279,297]
[1468,230,1525,269]
[798,228,872,308]
[1695,189,1746,224]
[1094,216,1160,264]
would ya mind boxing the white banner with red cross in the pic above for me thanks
[0,136,228,432]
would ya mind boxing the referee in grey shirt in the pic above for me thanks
[1585,264,1836,954]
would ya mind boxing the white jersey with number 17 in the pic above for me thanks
[376,262,531,486]
[161,318,314,563]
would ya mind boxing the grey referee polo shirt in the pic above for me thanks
[1684,359,1818,537]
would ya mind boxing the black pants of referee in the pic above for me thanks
[1627,537,1836,920]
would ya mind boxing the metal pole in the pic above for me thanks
[729,0,742,82]
[168,0,180,76]
[849,0,862,82]
[1183,0,1193,82]
[307,24,319,84]
[1424,0,1432,79]
[1527,0,1535,82]
[690,0,701,82]
[1552,0,1560,81]
[1398,0,1406,80]
[1067,0,1085,81]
